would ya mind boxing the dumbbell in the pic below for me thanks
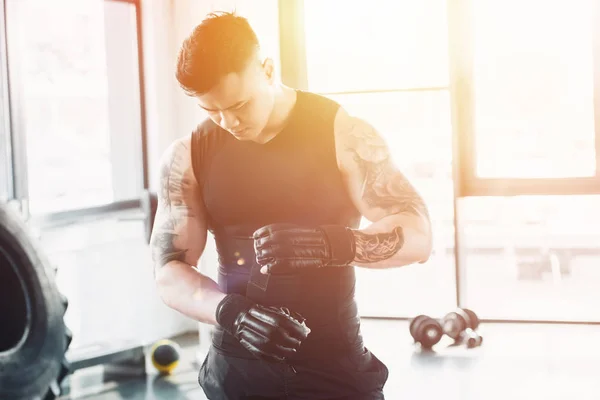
[409,315,444,349]
[440,308,482,348]
[410,309,483,349]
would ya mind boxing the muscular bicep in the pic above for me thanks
[150,137,207,270]
[334,108,429,223]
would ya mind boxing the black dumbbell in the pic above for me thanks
[440,308,482,348]
[409,315,444,349]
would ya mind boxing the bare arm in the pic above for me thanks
[151,137,225,325]
[334,107,433,268]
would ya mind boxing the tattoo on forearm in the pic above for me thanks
[353,227,404,263]
[345,120,429,219]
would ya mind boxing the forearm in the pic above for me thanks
[254,214,432,273]
[352,212,432,268]
[155,261,226,325]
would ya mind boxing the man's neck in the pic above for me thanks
[256,85,297,144]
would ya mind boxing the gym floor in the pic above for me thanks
[57,319,600,400]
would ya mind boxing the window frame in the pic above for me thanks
[447,0,600,325]
[1,0,149,223]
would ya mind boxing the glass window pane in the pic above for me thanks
[326,91,456,317]
[461,195,600,321]
[304,0,449,93]
[473,0,596,179]
[6,0,143,214]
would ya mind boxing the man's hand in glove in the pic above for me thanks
[215,293,310,362]
[253,223,357,274]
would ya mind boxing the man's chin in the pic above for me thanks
[231,129,259,141]
[230,129,248,138]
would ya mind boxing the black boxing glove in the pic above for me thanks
[253,223,357,274]
[215,293,310,362]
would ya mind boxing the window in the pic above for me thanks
[451,0,600,196]
[5,0,145,216]
[303,0,449,93]
[473,0,596,179]
[460,195,600,322]
[451,0,600,323]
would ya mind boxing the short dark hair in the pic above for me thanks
[175,11,260,96]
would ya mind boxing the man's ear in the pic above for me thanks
[262,57,275,83]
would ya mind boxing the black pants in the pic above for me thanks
[198,345,389,400]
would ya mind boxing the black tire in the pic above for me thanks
[0,204,72,400]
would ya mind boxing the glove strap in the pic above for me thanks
[319,225,356,266]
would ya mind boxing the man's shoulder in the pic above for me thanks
[192,117,224,139]
[189,117,230,167]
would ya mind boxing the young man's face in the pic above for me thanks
[197,58,276,142]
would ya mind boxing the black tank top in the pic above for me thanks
[191,90,363,360]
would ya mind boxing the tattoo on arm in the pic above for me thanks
[353,227,404,263]
[151,219,188,267]
[345,120,429,219]
[158,141,195,218]
[151,142,194,269]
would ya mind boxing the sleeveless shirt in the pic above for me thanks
[191,91,364,360]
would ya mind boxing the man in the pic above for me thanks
[151,11,432,400]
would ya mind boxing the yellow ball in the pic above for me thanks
[150,339,181,374]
